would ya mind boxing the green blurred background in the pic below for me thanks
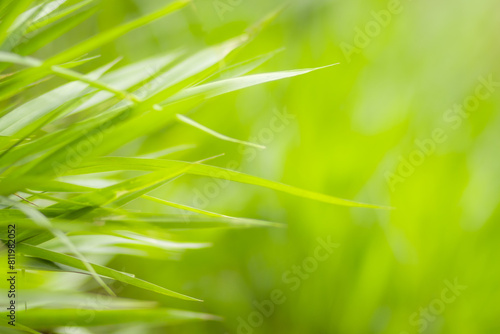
[25,0,500,333]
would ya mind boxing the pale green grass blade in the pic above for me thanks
[9,308,217,328]
[0,58,118,135]
[25,0,95,33]
[0,51,39,66]
[0,0,35,47]
[46,0,190,66]
[16,5,98,56]
[165,65,338,104]
[28,180,94,192]
[0,0,189,101]
[141,194,229,218]
[0,93,96,162]
[0,197,115,296]
[0,52,138,101]
[176,114,265,149]
[68,157,391,209]
[0,322,42,334]
[41,157,220,217]
[18,244,201,301]
[205,49,282,82]
[72,50,183,113]
[137,36,248,100]
[9,0,66,33]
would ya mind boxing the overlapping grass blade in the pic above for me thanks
[9,308,218,328]
[18,243,201,301]
[0,0,189,101]
[0,197,115,296]
[68,157,391,209]
[176,114,265,149]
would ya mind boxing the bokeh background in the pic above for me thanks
[12,0,500,333]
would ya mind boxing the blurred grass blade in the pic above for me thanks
[18,244,201,301]
[176,114,265,149]
[141,194,229,218]
[69,157,391,209]
[16,5,98,56]
[25,0,96,33]
[0,197,116,296]
[0,52,137,101]
[0,0,35,47]
[165,65,338,104]
[0,0,189,101]
[10,308,218,328]
[0,58,118,136]
[47,0,190,66]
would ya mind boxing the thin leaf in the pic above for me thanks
[176,114,265,149]
[18,243,201,301]
[68,157,391,209]
[9,308,218,328]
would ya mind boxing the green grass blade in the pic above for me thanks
[68,157,391,209]
[9,308,217,328]
[18,244,201,301]
[16,5,98,56]
[141,194,229,218]
[46,0,190,66]
[0,0,189,101]
[176,114,265,149]
[0,197,116,296]
[165,65,338,104]
[0,0,35,47]
[25,0,96,34]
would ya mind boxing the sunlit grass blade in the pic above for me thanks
[0,197,115,296]
[68,157,391,209]
[18,244,201,301]
[49,157,220,211]
[0,322,42,334]
[25,0,96,34]
[16,5,98,56]
[9,308,218,328]
[176,114,265,149]
[0,0,35,47]
[165,65,338,104]
[46,0,190,66]
[0,52,138,101]
[0,58,118,136]
[141,194,229,218]
[0,0,189,101]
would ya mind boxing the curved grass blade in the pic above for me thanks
[69,157,391,209]
[9,308,218,328]
[0,58,119,136]
[25,0,96,34]
[0,0,35,48]
[0,0,190,101]
[176,114,265,149]
[0,197,115,296]
[164,65,338,105]
[18,243,201,301]
[0,52,139,102]
[141,194,229,218]
[16,5,98,56]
